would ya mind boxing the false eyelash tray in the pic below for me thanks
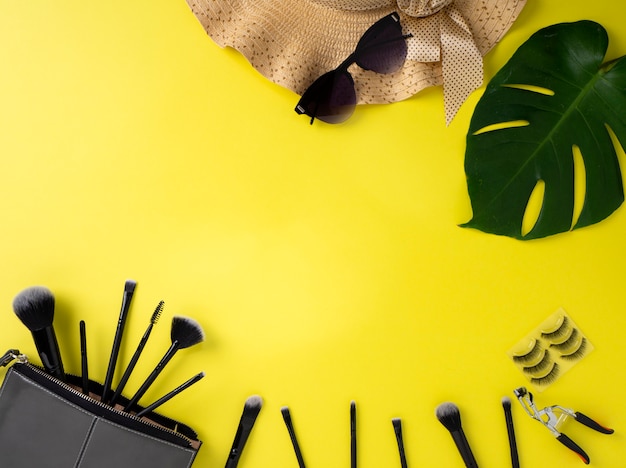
[507,308,593,391]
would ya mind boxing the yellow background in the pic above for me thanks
[0,1,624,466]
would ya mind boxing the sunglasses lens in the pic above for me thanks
[295,70,356,124]
[354,13,408,74]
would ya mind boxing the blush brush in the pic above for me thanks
[12,286,66,382]
[436,402,479,468]
[124,315,204,412]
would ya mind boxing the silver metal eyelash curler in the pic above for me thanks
[513,387,614,464]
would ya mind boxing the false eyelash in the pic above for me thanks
[522,349,552,375]
[560,337,588,361]
[512,339,543,364]
[549,327,579,351]
[530,362,560,387]
[541,315,570,341]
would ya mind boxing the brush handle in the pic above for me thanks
[350,401,357,468]
[80,321,88,394]
[225,417,256,468]
[124,341,179,412]
[101,285,135,402]
[31,326,66,382]
[109,323,154,407]
[450,429,478,468]
[503,405,520,468]
[135,371,204,418]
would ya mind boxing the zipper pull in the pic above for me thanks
[0,349,27,367]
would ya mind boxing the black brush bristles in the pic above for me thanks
[171,316,205,349]
[225,395,263,468]
[123,315,205,412]
[436,402,478,468]
[12,286,66,381]
[12,286,55,330]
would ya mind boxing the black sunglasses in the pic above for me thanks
[295,12,412,125]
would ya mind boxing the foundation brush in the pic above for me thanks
[225,395,263,468]
[12,286,66,381]
[109,300,164,407]
[436,402,479,468]
[124,315,204,412]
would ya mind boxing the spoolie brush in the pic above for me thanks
[281,406,306,468]
[435,402,478,468]
[502,396,520,468]
[12,286,66,381]
[109,301,164,407]
[225,395,263,468]
[124,315,204,412]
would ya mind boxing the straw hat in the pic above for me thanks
[186,0,526,124]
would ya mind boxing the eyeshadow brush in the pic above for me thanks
[502,396,520,468]
[392,418,408,468]
[225,395,263,468]
[124,316,204,412]
[436,402,478,468]
[101,279,136,403]
[109,300,164,407]
[80,320,89,394]
[281,406,306,468]
[12,286,66,382]
[135,371,205,418]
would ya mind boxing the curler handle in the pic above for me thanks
[556,433,590,464]
[574,412,614,434]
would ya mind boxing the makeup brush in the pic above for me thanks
[435,402,479,468]
[12,286,66,381]
[225,395,263,468]
[281,406,306,468]
[124,316,204,412]
[135,371,204,418]
[392,418,408,468]
[502,396,520,468]
[351,400,357,468]
[109,300,164,407]
[80,320,89,394]
[102,279,137,403]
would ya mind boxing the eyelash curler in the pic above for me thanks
[513,387,614,464]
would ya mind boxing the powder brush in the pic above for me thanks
[12,286,66,381]
[436,402,479,468]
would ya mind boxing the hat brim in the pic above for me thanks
[186,0,526,105]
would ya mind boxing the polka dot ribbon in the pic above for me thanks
[403,3,482,125]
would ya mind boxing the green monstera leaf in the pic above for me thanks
[462,21,626,240]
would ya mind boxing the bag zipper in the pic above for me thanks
[1,349,200,449]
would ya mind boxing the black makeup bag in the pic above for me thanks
[0,350,201,468]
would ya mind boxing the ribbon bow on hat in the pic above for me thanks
[186,0,526,124]
[398,0,482,124]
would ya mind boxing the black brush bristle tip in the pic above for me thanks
[151,301,164,324]
[436,402,462,432]
[245,395,263,412]
[124,279,137,293]
[171,316,205,348]
[502,396,512,409]
[12,286,55,330]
